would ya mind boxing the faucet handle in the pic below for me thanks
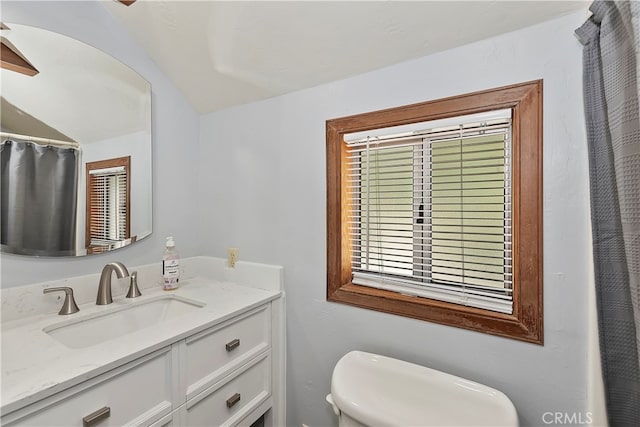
[43,287,80,315]
[126,271,142,298]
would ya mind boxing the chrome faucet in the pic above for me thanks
[96,262,130,305]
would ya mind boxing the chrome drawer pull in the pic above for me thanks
[225,338,240,351]
[83,406,111,427]
[226,393,241,408]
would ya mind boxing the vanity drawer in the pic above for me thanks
[185,353,271,427]
[3,347,174,427]
[184,305,270,399]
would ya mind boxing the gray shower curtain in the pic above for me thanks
[1,138,79,255]
[576,1,640,425]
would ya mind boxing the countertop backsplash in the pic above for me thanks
[1,256,283,324]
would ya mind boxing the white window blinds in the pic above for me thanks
[88,166,127,245]
[346,111,513,314]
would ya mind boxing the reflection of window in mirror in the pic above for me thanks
[85,156,131,253]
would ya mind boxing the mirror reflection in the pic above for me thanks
[0,23,152,257]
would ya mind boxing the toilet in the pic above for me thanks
[326,351,519,427]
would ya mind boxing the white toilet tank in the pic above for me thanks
[327,351,518,427]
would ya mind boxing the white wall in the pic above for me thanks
[199,11,593,427]
[0,1,200,287]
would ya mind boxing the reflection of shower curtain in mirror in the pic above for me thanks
[1,139,78,255]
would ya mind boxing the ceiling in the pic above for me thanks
[103,1,589,114]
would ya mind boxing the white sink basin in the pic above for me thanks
[43,295,205,349]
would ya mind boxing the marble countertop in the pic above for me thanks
[1,277,280,415]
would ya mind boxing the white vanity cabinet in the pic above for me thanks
[2,302,281,427]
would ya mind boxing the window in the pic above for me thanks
[326,81,543,344]
[86,156,131,252]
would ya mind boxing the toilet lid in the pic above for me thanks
[330,351,518,426]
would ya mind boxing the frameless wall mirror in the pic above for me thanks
[0,23,152,257]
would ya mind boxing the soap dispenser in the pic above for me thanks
[162,236,180,290]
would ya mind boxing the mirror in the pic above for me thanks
[0,23,152,257]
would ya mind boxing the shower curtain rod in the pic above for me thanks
[0,131,80,148]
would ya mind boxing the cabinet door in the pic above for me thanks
[185,353,271,427]
[3,347,174,427]
[184,305,270,400]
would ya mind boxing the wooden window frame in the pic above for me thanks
[326,80,543,344]
[85,155,131,249]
